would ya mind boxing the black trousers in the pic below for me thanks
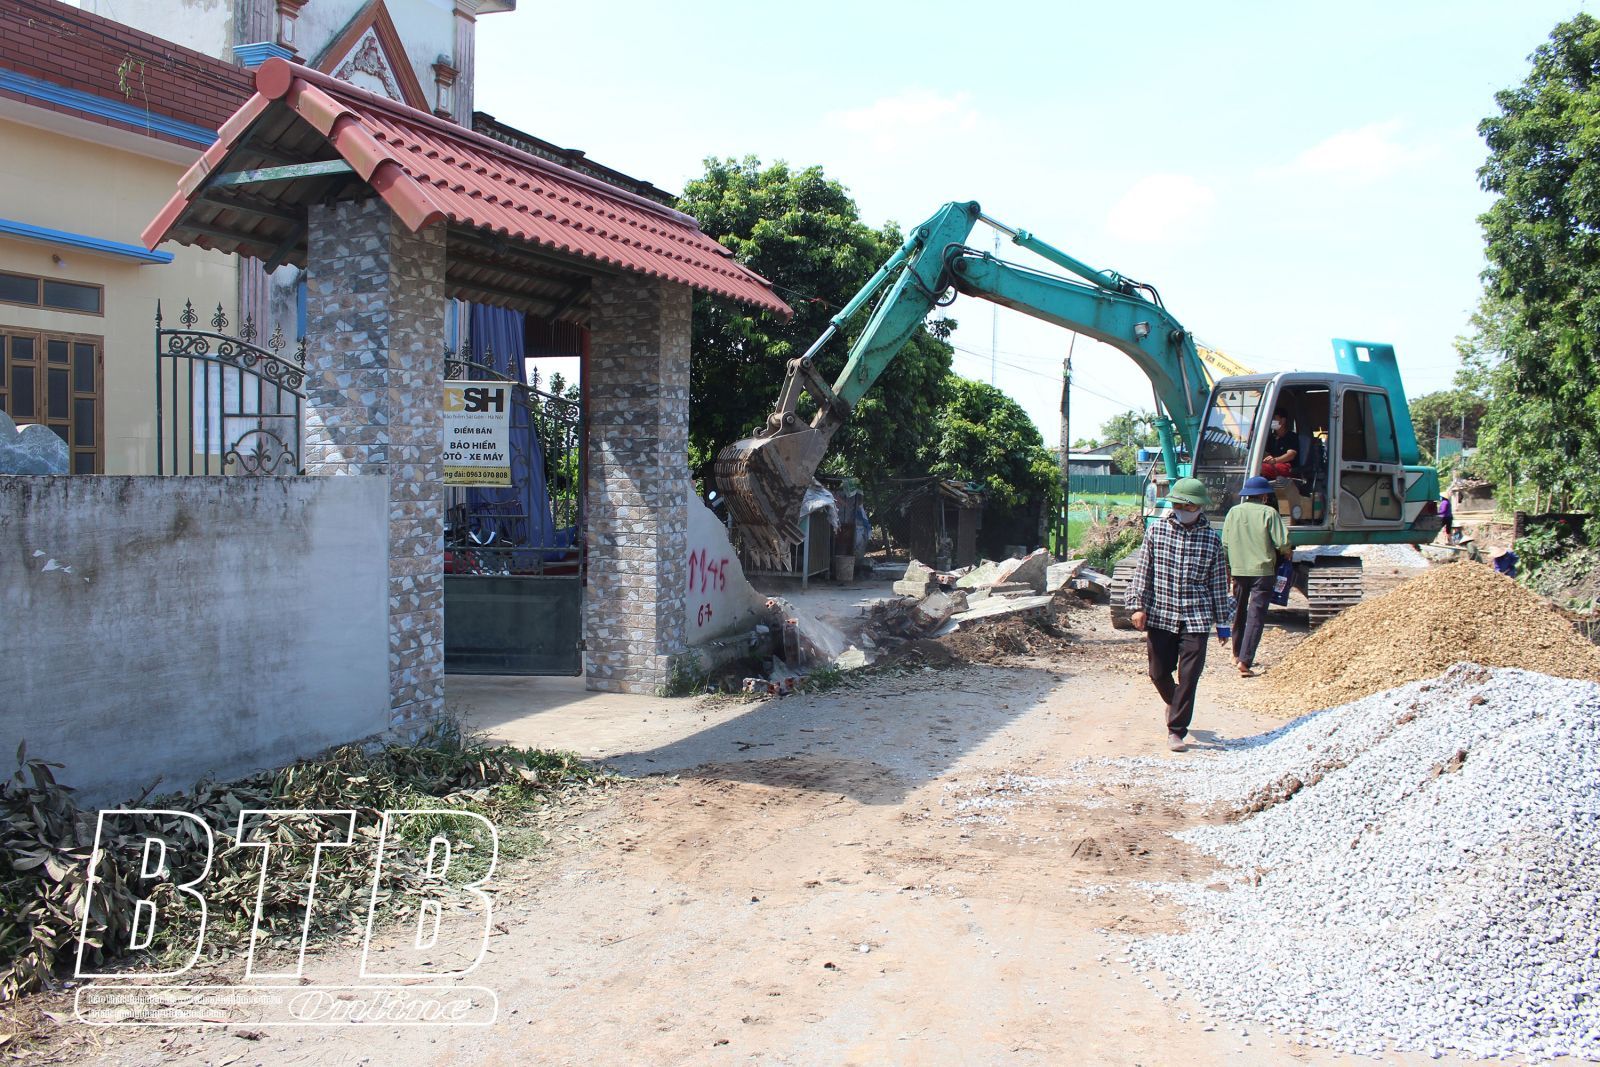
[1146,626,1208,738]
[1232,575,1274,668]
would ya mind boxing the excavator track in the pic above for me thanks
[1108,550,1143,630]
[1305,556,1364,629]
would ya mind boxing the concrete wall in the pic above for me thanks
[0,475,390,804]
[0,115,238,474]
[686,497,765,646]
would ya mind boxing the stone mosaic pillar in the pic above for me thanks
[584,275,692,693]
[302,197,447,733]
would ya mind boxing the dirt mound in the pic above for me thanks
[941,608,1074,663]
[1252,562,1600,712]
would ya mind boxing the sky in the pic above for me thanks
[479,1,1592,449]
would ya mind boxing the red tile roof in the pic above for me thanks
[0,0,251,144]
[143,59,790,317]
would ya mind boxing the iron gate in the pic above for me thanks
[155,301,306,475]
[442,350,585,675]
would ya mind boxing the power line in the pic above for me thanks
[948,344,1144,411]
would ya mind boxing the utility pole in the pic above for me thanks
[1059,335,1075,550]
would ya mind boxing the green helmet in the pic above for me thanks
[1167,478,1210,507]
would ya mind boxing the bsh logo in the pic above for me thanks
[445,386,506,414]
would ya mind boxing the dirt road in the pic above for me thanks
[63,595,1444,1066]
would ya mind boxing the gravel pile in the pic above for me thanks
[1255,562,1600,712]
[1310,542,1430,569]
[1130,664,1600,1060]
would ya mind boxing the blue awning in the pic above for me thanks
[0,217,174,265]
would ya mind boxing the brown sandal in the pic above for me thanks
[1238,665,1257,678]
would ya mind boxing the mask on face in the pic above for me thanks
[1273,420,1285,433]
[1173,507,1203,525]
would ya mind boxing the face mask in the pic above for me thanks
[1273,420,1285,433]
[1173,508,1203,525]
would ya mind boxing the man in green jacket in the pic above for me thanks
[1221,476,1289,677]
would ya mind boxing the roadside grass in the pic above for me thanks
[0,714,603,1006]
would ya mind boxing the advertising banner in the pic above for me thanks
[442,383,511,487]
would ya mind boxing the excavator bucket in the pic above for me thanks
[714,426,830,572]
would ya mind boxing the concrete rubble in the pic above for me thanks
[755,550,1087,688]
[1046,558,1087,592]
[0,411,68,475]
[956,560,1003,589]
[950,594,1055,624]
[892,559,938,597]
[872,552,1088,644]
[994,548,1050,593]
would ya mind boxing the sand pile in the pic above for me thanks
[1255,562,1600,711]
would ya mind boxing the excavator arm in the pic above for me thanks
[715,201,1213,569]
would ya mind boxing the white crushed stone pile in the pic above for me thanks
[1129,664,1600,1061]
[1310,542,1430,569]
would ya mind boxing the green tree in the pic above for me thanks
[1476,14,1600,513]
[920,375,1057,511]
[1408,387,1486,465]
[1097,409,1160,475]
[677,157,954,494]
[1453,295,1593,510]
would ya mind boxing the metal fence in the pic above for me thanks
[155,301,305,476]
[1066,474,1145,495]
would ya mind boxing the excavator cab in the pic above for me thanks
[1194,371,1414,534]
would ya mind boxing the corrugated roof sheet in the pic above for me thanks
[142,58,790,317]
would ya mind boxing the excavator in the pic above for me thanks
[715,201,1442,628]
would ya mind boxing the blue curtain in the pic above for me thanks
[465,304,563,551]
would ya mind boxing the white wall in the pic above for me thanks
[82,0,234,59]
[0,475,390,804]
[299,0,455,111]
[685,497,765,646]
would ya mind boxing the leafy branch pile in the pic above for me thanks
[0,725,599,1000]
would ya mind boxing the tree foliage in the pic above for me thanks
[1097,410,1160,475]
[1453,295,1597,508]
[677,157,954,493]
[1475,13,1600,512]
[920,375,1057,511]
[1408,387,1486,465]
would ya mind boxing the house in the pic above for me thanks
[0,0,252,472]
[886,477,986,569]
[7,0,799,701]
[0,0,526,474]
[1066,444,1120,477]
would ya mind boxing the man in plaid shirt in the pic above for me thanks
[1125,478,1234,752]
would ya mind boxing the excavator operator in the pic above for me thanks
[1261,411,1299,480]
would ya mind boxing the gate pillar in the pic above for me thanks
[584,275,692,693]
[302,198,448,733]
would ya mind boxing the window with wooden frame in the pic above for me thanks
[1,327,103,473]
[0,271,104,316]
